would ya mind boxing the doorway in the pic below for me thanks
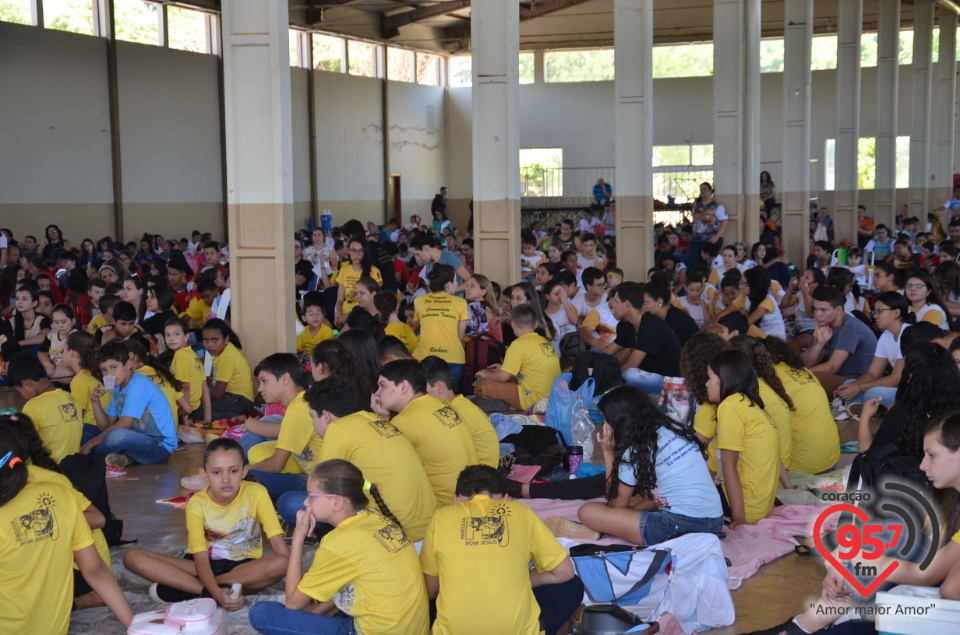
[388,174,402,225]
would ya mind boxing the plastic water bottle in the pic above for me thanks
[570,396,595,466]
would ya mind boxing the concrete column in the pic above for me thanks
[934,10,958,225]
[613,0,654,279]
[471,0,521,287]
[713,0,761,245]
[221,0,296,365]
[874,0,900,229]
[781,0,812,263]
[834,0,862,246]
[909,0,934,217]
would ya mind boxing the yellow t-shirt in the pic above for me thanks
[211,342,254,401]
[298,510,430,635]
[420,495,569,635]
[185,481,283,561]
[171,347,205,412]
[275,392,324,473]
[716,394,780,524]
[22,389,82,463]
[70,368,112,426]
[27,465,111,570]
[184,296,213,328]
[391,395,479,507]
[320,411,437,542]
[758,379,793,469]
[450,395,499,469]
[0,480,93,635]
[86,313,106,335]
[137,366,182,424]
[334,263,383,314]
[774,363,841,474]
[501,332,562,411]
[413,293,469,364]
[693,402,720,473]
[385,321,419,354]
[296,324,335,357]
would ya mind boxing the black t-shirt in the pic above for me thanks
[140,309,178,337]
[294,259,313,294]
[614,313,682,376]
[664,306,700,347]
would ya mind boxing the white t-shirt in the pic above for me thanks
[678,295,707,328]
[874,325,909,368]
[0,233,7,249]
[545,306,576,355]
[913,303,949,329]
[571,293,602,318]
[576,253,597,270]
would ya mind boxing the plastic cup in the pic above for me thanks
[103,375,116,391]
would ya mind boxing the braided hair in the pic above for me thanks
[309,459,402,530]
[728,335,795,411]
[3,414,60,473]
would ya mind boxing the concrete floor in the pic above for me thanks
[0,387,862,634]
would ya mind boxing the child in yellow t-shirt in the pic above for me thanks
[411,264,468,374]
[706,349,780,527]
[0,422,135,634]
[333,237,383,328]
[8,354,82,463]
[123,439,289,606]
[63,331,113,446]
[86,293,119,335]
[296,296,334,357]
[202,319,255,420]
[375,292,418,354]
[164,317,212,424]
[248,459,429,635]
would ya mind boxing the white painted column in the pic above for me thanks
[781,0,812,263]
[613,0,653,279]
[221,0,295,365]
[874,0,900,229]
[934,10,957,225]
[471,0,521,287]
[834,0,862,246]
[713,0,761,245]
[909,0,934,217]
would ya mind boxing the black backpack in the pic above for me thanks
[569,351,622,396]
[59,453,129,547]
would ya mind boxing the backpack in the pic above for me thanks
[59,453,127,547]
[463,333,507,395]
[569,351,622,396]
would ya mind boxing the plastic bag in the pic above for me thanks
[545,373,596,445]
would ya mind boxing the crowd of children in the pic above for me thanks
[4,195,960,635]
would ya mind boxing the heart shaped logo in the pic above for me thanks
[813,504,900,597]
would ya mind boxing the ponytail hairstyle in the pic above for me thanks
[66,330,100,375]
[309,459,401,530]
[374,289,399,324]
[123,339,182,391]
[728,335,795,411]
[0,425,30,507]
[707,349,764,408]
[3,413,60,474]
[925,412,960,543]
[51,303,76,323]
[202,318,242,350]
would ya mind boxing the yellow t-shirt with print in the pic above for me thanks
[70,368,112,426]
[774,363,840,474]
[27,465,111,570]
[693,402,720,473]
[758,379,793,469]
[298,510,429,635]
[138,366,182,425]
[22,389,82,463]
[296,324,335,357]
[716,394,780,524]
[385,321,418,354]
[450,395,499,469]
[319,411,437,542]
[391,394,479,507]
[211,342,254,401]
[413,293,468,364]
[501,332,562,411]
[275,391,324,473]
[86,312,106,335]
[420,495,569,635]
[183,296,213,328]
[171,347,205,412]
[0,480,93,635]
[186,481,283,561]
[333,263,383,314]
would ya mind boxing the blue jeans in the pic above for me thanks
[81,423,101,446]
[449,363,465,386]
[237,414,283,456]
[639,510,725,545]
[92,428,172,464]
[249,470,307,503]
[277,490,309,526]
[534,576,586,635]
[622,368,665,396]
[248,601,355,635]
[840,380,897,409]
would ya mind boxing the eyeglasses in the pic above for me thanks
[873,308,893,315]
[349,248,365,255]
[904,283,927,290]
[305,492,339,501]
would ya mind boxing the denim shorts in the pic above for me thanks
[638,510,725,545]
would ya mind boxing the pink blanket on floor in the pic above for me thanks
[520,499,839,590]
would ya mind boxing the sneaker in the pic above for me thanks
[148,582,200,604]
[544,516,600,541]
[830,398,850,421]
[180,471,207,491]
[104,453,131,468]
[742,618,807,635]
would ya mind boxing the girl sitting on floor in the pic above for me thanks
[201,318,254,420]
[163,317,211,425]
[123,438,289,609]
[547,385,724,545]
[64,331,113,446]
[248,459,429,635]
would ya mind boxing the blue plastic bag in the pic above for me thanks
[545,373,596,445]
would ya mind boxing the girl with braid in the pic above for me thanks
[249,458,429,635]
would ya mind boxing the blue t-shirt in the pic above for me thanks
[822,314,878,378]
[422,251,467,297]
[106,372,177,453]
[618,428,723,520]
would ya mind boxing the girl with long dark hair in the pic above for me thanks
[333,237,381,328]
